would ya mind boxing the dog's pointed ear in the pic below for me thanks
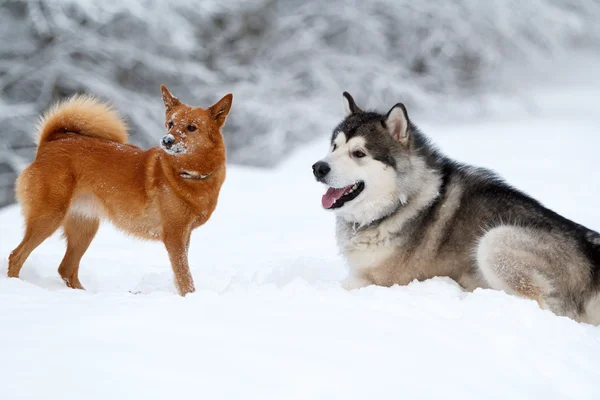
[209,93,233,127]
[385,103,410,146]
[343,92,362,116]
[161,85,180,110]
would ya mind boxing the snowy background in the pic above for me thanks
[2,1,600,399]
[1,0,600,206]
[1,85,600,398]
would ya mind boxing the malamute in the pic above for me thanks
[313,92,600,324]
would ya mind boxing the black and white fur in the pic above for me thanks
[312,92,600,324]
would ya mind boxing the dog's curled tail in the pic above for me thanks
[37,94,128,145]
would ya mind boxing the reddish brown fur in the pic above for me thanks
[7,86,232,296]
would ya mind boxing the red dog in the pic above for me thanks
[8,86,232,296]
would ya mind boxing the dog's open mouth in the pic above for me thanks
[322,181,365,209]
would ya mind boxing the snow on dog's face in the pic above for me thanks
[312,92,414,225]
[159,85,232,162]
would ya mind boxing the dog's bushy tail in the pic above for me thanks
[37,94,128,145]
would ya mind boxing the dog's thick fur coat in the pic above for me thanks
[314,92,600,324]
[8,86,232,296]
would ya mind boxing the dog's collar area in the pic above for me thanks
[350,200,406,233]
[180,171,212,181]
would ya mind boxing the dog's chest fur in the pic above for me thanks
[338,222,401,271]
[336,182,483,290]
[339,223,480,289]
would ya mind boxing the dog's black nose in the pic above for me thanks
[312,161,331,179]
[161,135,175,148]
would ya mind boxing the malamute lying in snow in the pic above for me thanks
[313,92,600,324]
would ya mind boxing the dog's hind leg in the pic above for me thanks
[476,225,583,319]
[8,165,73,279]
[8,212,66,278]
[58,214,100,290]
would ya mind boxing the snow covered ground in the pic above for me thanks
[1,84,600,399]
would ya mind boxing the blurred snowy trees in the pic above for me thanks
[1,0,599,206]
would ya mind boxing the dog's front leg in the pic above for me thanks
[163,226,195,296]
[341,274,373,290]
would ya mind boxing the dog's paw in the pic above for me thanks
[341,276,371,291]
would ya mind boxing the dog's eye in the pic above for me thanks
[167,121,174,129]
[353,150,366,158]
[332,144,337,152]
[187,125,197,132]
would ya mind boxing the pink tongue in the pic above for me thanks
[322,186,349,209]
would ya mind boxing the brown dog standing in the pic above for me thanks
[7,86,232,296]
